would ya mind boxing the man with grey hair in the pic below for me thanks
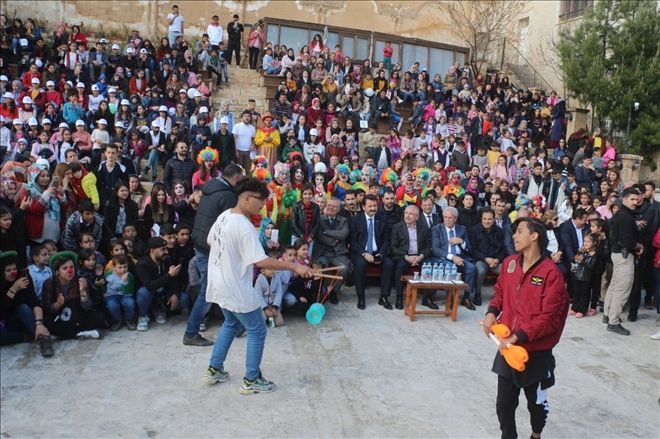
[390,204,433,309]
[312,197,352,304]
[431,206,477,310]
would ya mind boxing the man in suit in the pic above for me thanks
[431,206,478,310]
[494,199,514,257]
[469,208,507,306]
[349,194,394,310]
[558,208,588,299]
[417,195,442,233]
[391,205,433,309]
[313,197,353,304]
[543,167,567,212]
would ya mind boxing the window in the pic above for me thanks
[279,26,310,53]
[560,0,593,21]
[429,48,455,78]
[357,38,369,61]
[374,40,401,65]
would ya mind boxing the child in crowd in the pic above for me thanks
[569,233,598,318]
[79,232,106,270]
[104,239,128,274]
[77,247,107,315]
[278,246,298,308]
[287,259,324,316]
[255,264,284,327]
[27,244,52,301]
[104,254,136,330]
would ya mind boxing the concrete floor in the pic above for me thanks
[1,285,659,439]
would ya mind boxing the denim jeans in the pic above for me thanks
[137,286,188,317]
[209,306,267,381]
[0,303,34,345]
[147,149,159,179]
[184,249,212,337]
[105,294,136,323]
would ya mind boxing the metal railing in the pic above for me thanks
[500,38,555,92]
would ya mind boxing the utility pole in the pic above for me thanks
[625,101,639,154]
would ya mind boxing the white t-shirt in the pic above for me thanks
[167,13,184,33]
[206,210,267,313]
[232,122,256,152]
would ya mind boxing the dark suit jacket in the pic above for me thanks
[431,223,472,261]
[349,213,390,257]
[469,224,506,262]
[558,219,587,263]
[417,211,442,234]
[390,221,431,260]
[313,215,349,259]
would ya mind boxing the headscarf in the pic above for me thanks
[258,217,275,251]
[25,158,60,221]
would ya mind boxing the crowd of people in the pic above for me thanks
[0,9,659,361]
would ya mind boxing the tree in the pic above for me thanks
[444,0,528,74]
[557,0,659,156]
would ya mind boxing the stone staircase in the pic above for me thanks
[210,67,268,116]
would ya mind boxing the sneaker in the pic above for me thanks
[199,320,207,332]
[155,311,166,324]
[239,374,277,395]
[76,330,101,339]
[126,320,137,331]
[183,334,213,346]
[137,316,150,331]
[37,335,54,358]
[607,324,630,336]
[110,321,122,331]
[602,315,609,324]
[650,331,660,340]
[204,365,230,384]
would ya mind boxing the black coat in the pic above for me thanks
[349,213,390,257]
[191,178,237,253]
[390,221,431,259]
[469,224,507,262]
[103,198,139,242]
[291,202,321,241]
[164,156,196,189]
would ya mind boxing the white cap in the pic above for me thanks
[314,162,327,173]
[140,48,147,54]
[91,84,99,91]
[13,119,23,125]
[194,90,202,98]
[76,82,85,88]
[75,120,85,126]
[178,88,187,94]
[98,119,108,125]
[220,116,229,124]
[139,125,150,133]
[31,78,40,84]
[22,96,33,104]
[35,59,43,68]
[46,80,55,87]
[28,117,38,125]
[3,92,13,99]
[65,80,73,87]
[364,88,374,97]
[126,47,135,54]
[121,99,130,106]
[17,138,28,144]
[0,75,7,81]
[42,118,52,125]
[19,38,28,47]
[112,44,120,50]
[115,121,125,129]
[108,87,117,93]
[0,116,4,122]
[158,105,168,112]
[309,128,318,136]
[199,106,208,113]
[99,38,108,44]
[151,120,160,127]
[59,122,69,129]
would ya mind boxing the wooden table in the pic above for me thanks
[402,276,468,322]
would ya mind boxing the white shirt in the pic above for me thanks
[572,220,584,249]
[167,13,184,33]
[207,24,223,46]
[232,122,256,152]
[206,211,267,313]
[445,225,465,260]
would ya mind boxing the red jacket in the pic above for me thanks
[17,187,67,240]
[488,254,568,353]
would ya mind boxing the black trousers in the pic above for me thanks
[496,376,549,439]
[248,47,260,70]
[571,279,591,313]
[627,257,643,317]
[352,255,393,300]
[227,43,241,65]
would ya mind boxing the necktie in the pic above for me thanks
[427,215,432,228]
[449,228,459,254]
[367,218,374,253]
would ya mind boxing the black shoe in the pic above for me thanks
[461,297,476,311]
[473,295,482,306]
[37,335,54,358]
[644,297,654,310]
[378,297,393,310]
[110,321,122,331]
[329,292,339,304]
[607,324,630,336]
[357,298,365,310]
[183,334,214,346]
[422,298,439,310]
[395,296,403,310]
[628,313,637,322]
[602,315,609,324]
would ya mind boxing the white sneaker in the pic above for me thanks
[155,311,166,324]
[76,330,101,339]
[137,316,150,331]
[650,331,660,340]
[199,320,207,332]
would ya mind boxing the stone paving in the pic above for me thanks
[1,285,659,438]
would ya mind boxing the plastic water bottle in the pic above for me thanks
[424,262,432,282]
[432,263,440,282]
[450,264,457,281]
[439,263,446,282]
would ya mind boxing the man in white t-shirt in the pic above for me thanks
[204,178,312,394]
[232,110,256,172]
[207,15,223,51]
[167,4,184,46]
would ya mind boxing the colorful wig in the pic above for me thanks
[196,147,219,165]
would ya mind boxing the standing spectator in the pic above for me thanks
[95,143,127,210]
[232,110,255,172]
[247,23,264,70]
[603,188,644,336]
[166,4,184,46]
[226,14,244,66]
[206,15,223,52]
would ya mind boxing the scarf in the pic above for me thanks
[25,159,61,221]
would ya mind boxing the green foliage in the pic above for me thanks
[557,0,659,155]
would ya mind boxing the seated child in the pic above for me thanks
[286,259,324,316]
[77,248,107,314]
[255,265,284,327]
[104,254,136,330]
[27,244,53,301]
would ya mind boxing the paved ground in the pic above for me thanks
[1,285,659,439]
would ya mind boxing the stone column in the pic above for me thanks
[619,154,644,186]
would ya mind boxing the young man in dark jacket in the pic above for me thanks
[482,217,568,439]
[183,164,244,346]
[164,141,196,189]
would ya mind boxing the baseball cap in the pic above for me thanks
[17,138,28,144]
[115,121,125,129]
[91,84,99,91]
[75,120,85,126]
[158,105,168,112]
[220,116,229,124]
[97,119,108,125]
[178,89,187,94]
[147,237,167,249]
[151,120,160,127]
[22,96,33,104]
[112,44,120,50]
[13,119,23,125]
[59,122,69,129]
[76,82,85,88]
[31,78,40,84]
[65,80,74,87]
[310,128,318,136]
[28,117,38,125]
[199,107,208,113]
[140,48,148,54]
[0,75,7,81]
[108,87,117,93]
[3,92,13,99]
[46,80,55,87]
[99,38,108,44]
[126,47,135,54]
[121,99,130,106]
[42,118,52,125]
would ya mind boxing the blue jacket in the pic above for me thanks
[431,223,472,261]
